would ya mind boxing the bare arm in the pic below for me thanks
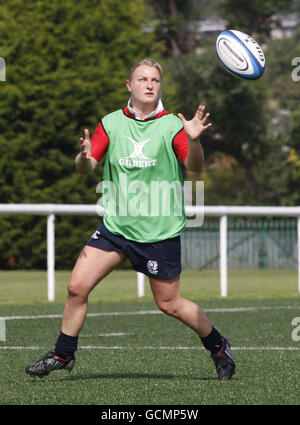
[184,137,205,173]
[178,105,211,173]
[75,129,98,174]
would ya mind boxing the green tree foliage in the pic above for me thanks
[0,0,162,269]
[263,24,300,205]
[161,0,298,206]
[147,0,204,57]
[168,46,277,204]
[218,0,294,36]
[0,0,299,270]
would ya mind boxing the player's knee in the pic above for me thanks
[67,278,87,299]
[156,299,180,317]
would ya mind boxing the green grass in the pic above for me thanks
[0,269,300,405]
[0,268,298,304]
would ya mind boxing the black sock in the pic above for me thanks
[200,327,223,354]
[54,332,78,358]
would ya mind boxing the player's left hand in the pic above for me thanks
[80,129,92,160]
[178,105,212,141]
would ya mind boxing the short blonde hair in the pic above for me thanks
[127,58,163,82]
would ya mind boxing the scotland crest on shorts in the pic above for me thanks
[147,260,158,274]
[91,230,101,239]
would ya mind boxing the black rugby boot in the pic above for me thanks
[211,337,235,380]
[25,351,75,378]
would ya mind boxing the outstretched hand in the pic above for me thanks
[80,129,92,160]
[178,105,212,140]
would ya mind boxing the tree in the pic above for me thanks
[168,44,277,202]
[160,0,298,206]
[0,0,163,269]
[218,0,294,37]
[262,24,300,205]
[146,0,205,57]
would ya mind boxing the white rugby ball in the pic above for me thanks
[216,30,265,80]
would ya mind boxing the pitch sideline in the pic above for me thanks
[1,305,300,321]
[1,306,299,342]
[0,345,300,351]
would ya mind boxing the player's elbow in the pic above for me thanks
[187,164,203,174]
[184,159,203,174]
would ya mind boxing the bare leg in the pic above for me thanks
[61,246,126,336]
[149,274,212,338]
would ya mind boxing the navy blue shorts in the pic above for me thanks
[86,222,181,279]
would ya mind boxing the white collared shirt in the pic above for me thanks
[127,98,164,120]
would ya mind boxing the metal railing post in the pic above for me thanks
[220,215,228,297]
[47,213,55,302]
[137,272,145,297]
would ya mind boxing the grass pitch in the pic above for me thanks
[0,269,299,406]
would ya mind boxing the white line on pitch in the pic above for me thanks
[80,333,134,337]
[79,346,300,351]
[1,311,161,320]
[0,346,300,351]
[1,305,300,321]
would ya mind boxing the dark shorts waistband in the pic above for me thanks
[86,222,181,279]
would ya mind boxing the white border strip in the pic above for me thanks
[1,311,160,321]
[2,305,300,321]
[0,318,5,341]
[0,345,300,351]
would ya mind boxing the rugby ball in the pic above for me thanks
[216,30,265,80]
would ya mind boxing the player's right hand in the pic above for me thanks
[80,129,92,160]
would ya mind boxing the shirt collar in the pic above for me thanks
[127,98,164,120]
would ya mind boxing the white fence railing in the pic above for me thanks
[1,203,300,301]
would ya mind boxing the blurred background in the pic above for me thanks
[0,0,299,271]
